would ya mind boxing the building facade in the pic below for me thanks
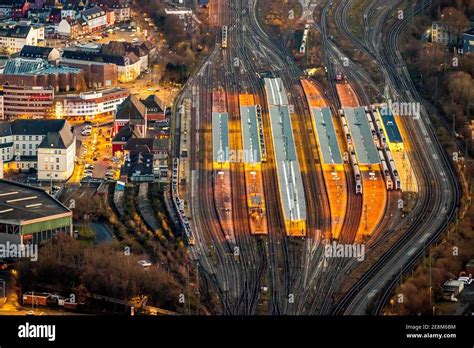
[2,85,54,119]
[53,87,130,120]
[0,24,44,53]
[0,119,76,180]
[431,21,458,46]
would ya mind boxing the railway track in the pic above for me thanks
[328,0,461,314]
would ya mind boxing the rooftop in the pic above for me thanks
[0,119,75,149]
[343,107,380,165]
[311,107,343,165]
[212,112,229,163]
[268,101,306,222]
[264,78,289,106]
[0,179,71,224]
[82,6,106,19]
[0,25,32,39]
[19,45,56,60]
[115,95,146,121]
[378,107,403,144]
[240,105,261,163]
[62,47,139,66]
[3,57,81,76]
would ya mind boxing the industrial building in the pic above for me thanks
[265,78,306,237]
[0,179,73,245]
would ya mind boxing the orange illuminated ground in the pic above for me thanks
[301,79,347,240]
[336,83,360,107]
[301,79,326,107]
[335,83,387,239]
[239,93,254,106]
[358,166,387,241]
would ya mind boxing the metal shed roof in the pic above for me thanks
[343,107,380,165]
[212,112,229,163]
[240,105,261,163]
[311,107,343,164]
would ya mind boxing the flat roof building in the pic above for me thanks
[0,179,72,244]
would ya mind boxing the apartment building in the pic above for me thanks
[2,85,54,119]
[0,119,76,180]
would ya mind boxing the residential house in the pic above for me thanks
[113,94,147,137]
[0,0,30,20]
[57,18,81,38]
[81,6,107,32]
[0,119,76,181]
[0,24,44,53]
